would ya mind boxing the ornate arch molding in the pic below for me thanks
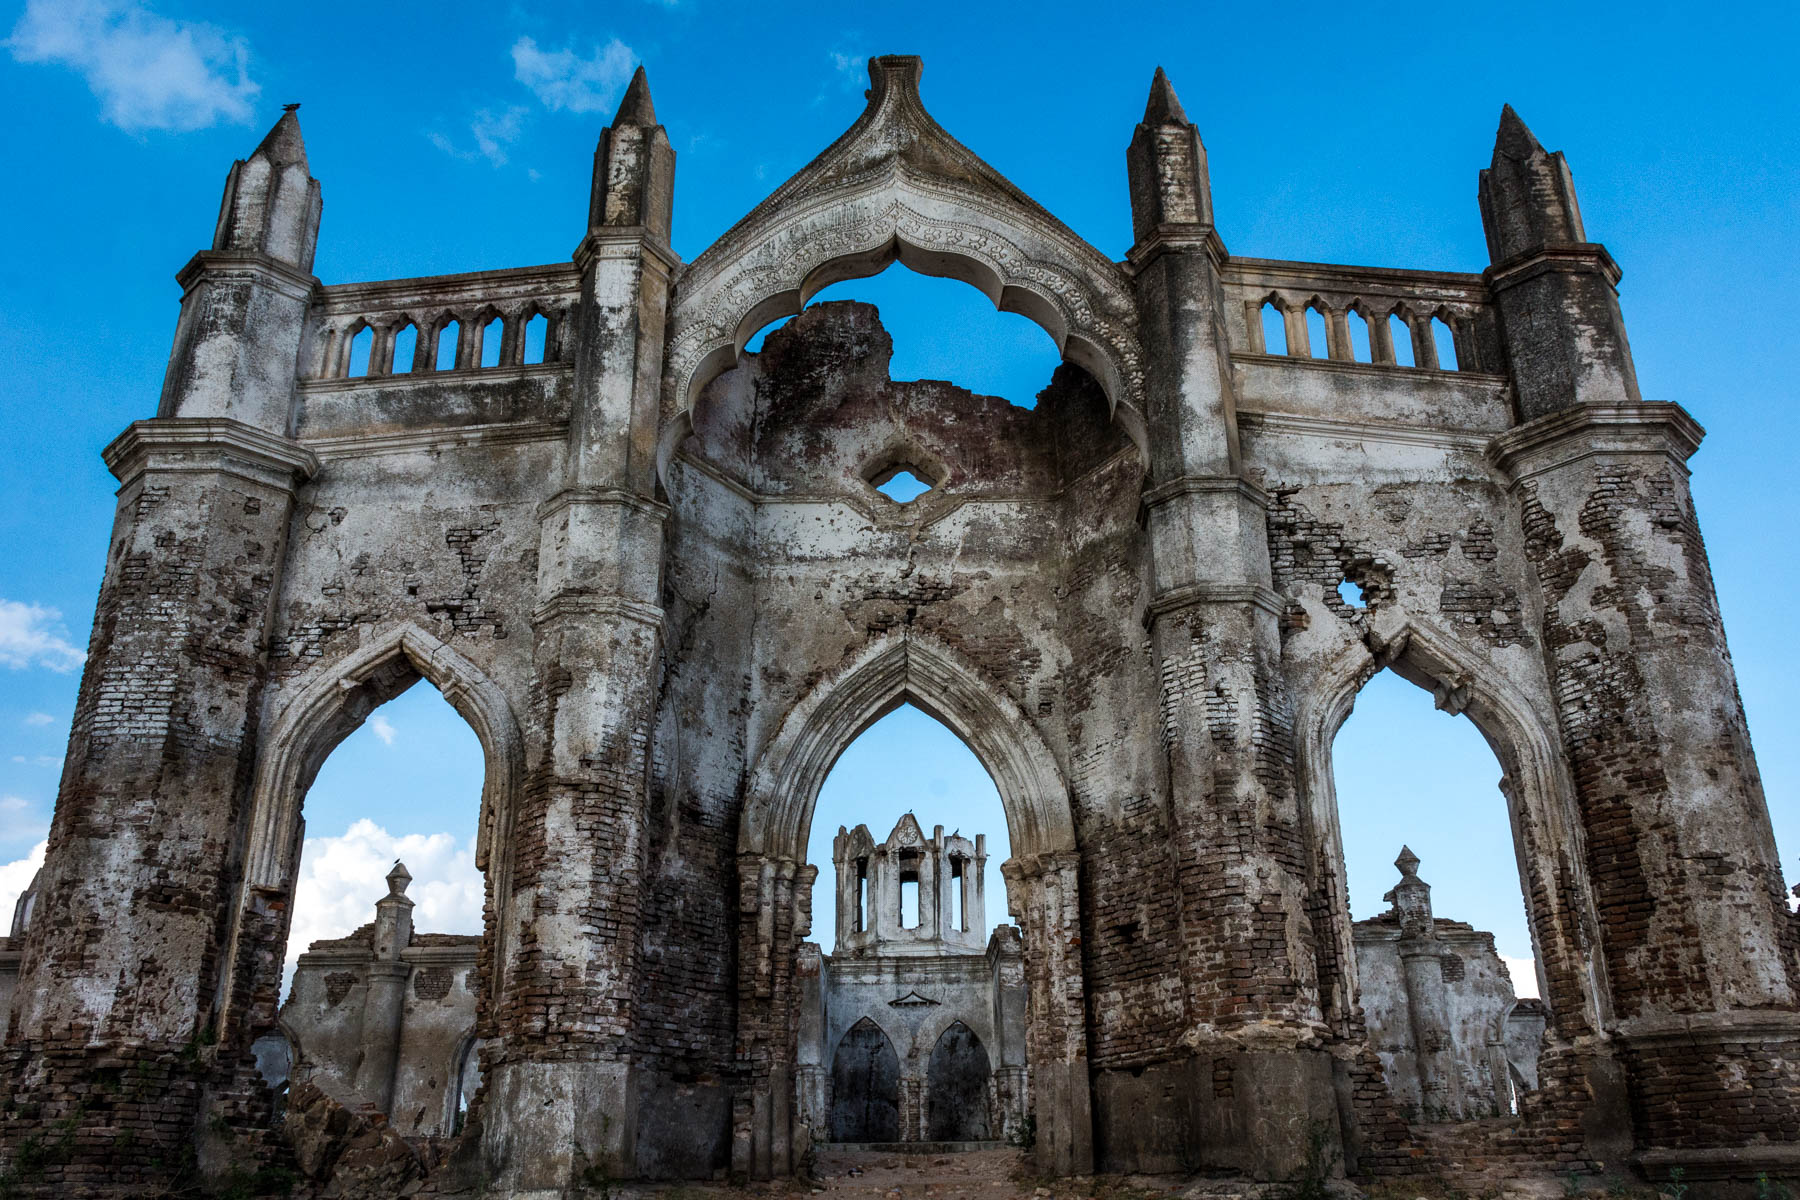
[242,623,525,893]
[1293,615,1611,1036]
[741,630,1075,865]
[661,55,1148,486]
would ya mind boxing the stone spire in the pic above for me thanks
[1478,105,1586,264]
[1126,65,1212,243]
[588,65,674,242]
[212,105,322,273]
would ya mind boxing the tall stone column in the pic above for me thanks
[355,863,416,1113]
[1125,70,1337,1178]
[1003,852,1092,1173]
[1484,108,1800,1174]
[0,110,321,1188]
[731,853,813,1179]
[479,68,678,1192]
[1386,850,1461,1120]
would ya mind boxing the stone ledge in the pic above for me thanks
[102,417,320,489]
[1484,401,1705,484]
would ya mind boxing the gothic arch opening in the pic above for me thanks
[738,633,1089,1170]
[1297,627,1608,1129]
[830,1018,900,1143]
[926,1021,994,1141]
[217,627,523,1137]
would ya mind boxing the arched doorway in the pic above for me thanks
[213,625,523,1128]
[736,631,1092,1177]
[1296,623,1612,1140]
[831,1019,901,1142]
[926,1022,993,1141]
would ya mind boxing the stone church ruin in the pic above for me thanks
[1,51,1797,1197]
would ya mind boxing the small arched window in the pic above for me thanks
[391,323,419,375]
[1432,316,1459,371]
[1305,304,1330,360]
[1347,309,1374,363]
[1389,313,1416,368]
[523,312,548,365]
[479,316,504,368]
[1260,301,1288,356]
[345,325,373,378]
[435,319,461,371]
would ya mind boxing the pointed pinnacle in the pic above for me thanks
[1494,103,1544,161]
[1395,845,1421,877]
[386,860,412,895]
[1142,66,1189,127]
[613,65,658,127]
[251,107,309,169]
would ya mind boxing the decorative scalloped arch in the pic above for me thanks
[662,56,1148,486]
[742,629,1075,864]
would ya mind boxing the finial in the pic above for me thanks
[1142,66,1189,126]
[1493,104,1543,161]
[1395,845,1421,878]
[282,102,300,113]
[612,65,658,127]
[386,860,412,896]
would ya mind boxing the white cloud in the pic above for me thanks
[23,713,54,727]
[511,35,636,114]
[829,49,865,81]
[0,795,49,844]
[0,841,47,931]
[285,818,483,989]
[428,104,527,168]
[1501,955,1540,1000]
[5,0,259,133]
[370,713,397,746]
[0,601,85,672]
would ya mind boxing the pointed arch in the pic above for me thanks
[663,55,1148,487]
[742,630,1074,863]
[242,623,524,891]
[1293,616,1611,1041]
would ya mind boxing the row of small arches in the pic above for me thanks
[1253,297,1469,371]
[319,307,570,380]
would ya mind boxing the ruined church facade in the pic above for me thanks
[0,54,1796,1197]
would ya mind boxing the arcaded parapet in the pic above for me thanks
[0,53,1794,1199]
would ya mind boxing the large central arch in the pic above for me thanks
[741,631,1076,863]
[733,629,1091,1178]
[658,55,1149,488]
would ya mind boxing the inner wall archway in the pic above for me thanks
[1296,623,1613,1116]
[215,625,523,1073]
[735,631,1091,1177]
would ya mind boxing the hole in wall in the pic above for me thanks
[1338,579,1367,609]
[740,263,1063,409]
[873,468,934,504]
[523,313,548,365]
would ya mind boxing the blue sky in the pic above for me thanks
[0,2,1795,992]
